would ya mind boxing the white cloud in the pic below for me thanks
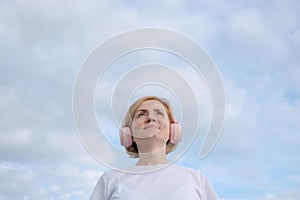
[0,160,103,199]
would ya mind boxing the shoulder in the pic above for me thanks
[172,165,216,188]
[98,168,126,182]
[168,165,219,199]
[172,165,219,199]
[91,169,126,199]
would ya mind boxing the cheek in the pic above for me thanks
[159,117,170,128]
[162,123,170,134]
[132,118,144,126]
[131,119,144,134]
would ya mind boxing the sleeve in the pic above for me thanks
[200,173,219,200]
[90,172,107,200]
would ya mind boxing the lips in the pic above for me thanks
[144,124,160,129]
[133,124,162,138]
[144,125,159,129]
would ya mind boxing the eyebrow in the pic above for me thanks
[135,108,164,113]
[135,109,148,113]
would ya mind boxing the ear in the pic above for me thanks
[119,123,133,147]
[169,117,182,144]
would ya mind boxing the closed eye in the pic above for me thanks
[154,108,164,115]
[156,110,164,116]
[138,113,146,117]
[135,110,147,118]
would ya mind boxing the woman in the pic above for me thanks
[91,96,219,200]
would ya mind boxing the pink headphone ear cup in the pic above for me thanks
[170,123,182,144]
[119,127,133,147]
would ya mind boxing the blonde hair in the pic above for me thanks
[124,96,177,158]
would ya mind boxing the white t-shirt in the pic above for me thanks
[90,164,219,200]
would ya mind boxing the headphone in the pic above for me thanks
[119,118,182,147]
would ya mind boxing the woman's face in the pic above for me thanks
[131,100,170,142]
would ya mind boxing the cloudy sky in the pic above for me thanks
[1,0,300,199]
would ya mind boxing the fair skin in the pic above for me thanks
[131,100,170,166]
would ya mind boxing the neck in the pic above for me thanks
[136,146,168,166]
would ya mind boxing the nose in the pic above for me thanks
[146,112,156,123]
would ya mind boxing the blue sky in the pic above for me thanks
[1,0,300,199]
